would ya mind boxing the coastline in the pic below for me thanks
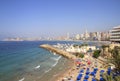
[51,59,75,81]
[36,57,75,81]
[40,44,76,59]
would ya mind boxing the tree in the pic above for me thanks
[75,53,84,58]
[79,54,84,58]
[93,50,101,58]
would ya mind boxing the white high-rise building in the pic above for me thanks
[84,29,89,40]
[110,25,120,42]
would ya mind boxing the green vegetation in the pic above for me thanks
[73,43,88,48]
[102,73,113,81]
[102,73,120,81]
[109,46,120,72]
[81,43,88,46]
[93,50,101,58]
[75,53,84,58]
[73,44,79,48]
[79,54,84,58]
[100,46,120,81]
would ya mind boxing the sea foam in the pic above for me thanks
[51,56,61,61]
[35,65,40,69]
[18,77,25,81]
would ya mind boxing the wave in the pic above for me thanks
[51,56,61,61]
[34,65,40,69]
[44,68,52,73]
[52,56,61,67]
[44,56,61,73]
[52,61,58,67]
[18,77,25,81]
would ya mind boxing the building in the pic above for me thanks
[84,29,89,40]
[96,32,101,41]
[110,25,120,43]
[75,34,80,40]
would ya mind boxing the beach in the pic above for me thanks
[55,55,107,81]
[41,45,105,81]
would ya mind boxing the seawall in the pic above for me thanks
[40,44,76,59]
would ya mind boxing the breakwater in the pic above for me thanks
[40,44,76,59]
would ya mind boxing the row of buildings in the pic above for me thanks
[4,25,120,43]
[75,31,109,41]
[73,25,120,43]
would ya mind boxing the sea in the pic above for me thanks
[0,41,109,81]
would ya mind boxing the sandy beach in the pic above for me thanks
[55,55,107,81]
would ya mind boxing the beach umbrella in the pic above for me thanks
[77,75,81,80]
[86,71,90,75]
[83,79,88,81]
[87,60,91,65]
[80,69,84,73]
[91,72,94,75]
[84,75,89,79]
[92,78,96,81]
[100,77,104,81]
[78,73,83,77]
[91,72,96,77]
[108,67,111,71]
[107,71,111,75]
[94,68,98,71]
[107,67,111,75]
[77,73,82,80]
[76,61,81,65]
[100,70,105,73]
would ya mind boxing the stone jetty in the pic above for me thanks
[40,44,76,59]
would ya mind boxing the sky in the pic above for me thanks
[0,0,120,40]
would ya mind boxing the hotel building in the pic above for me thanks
[110,26,120,43]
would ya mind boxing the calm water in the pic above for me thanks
[0,41,107,81]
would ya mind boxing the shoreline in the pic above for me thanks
[52,59,75,81]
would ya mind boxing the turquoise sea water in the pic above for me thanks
[0,41,108,81]
[0,41,77,81]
